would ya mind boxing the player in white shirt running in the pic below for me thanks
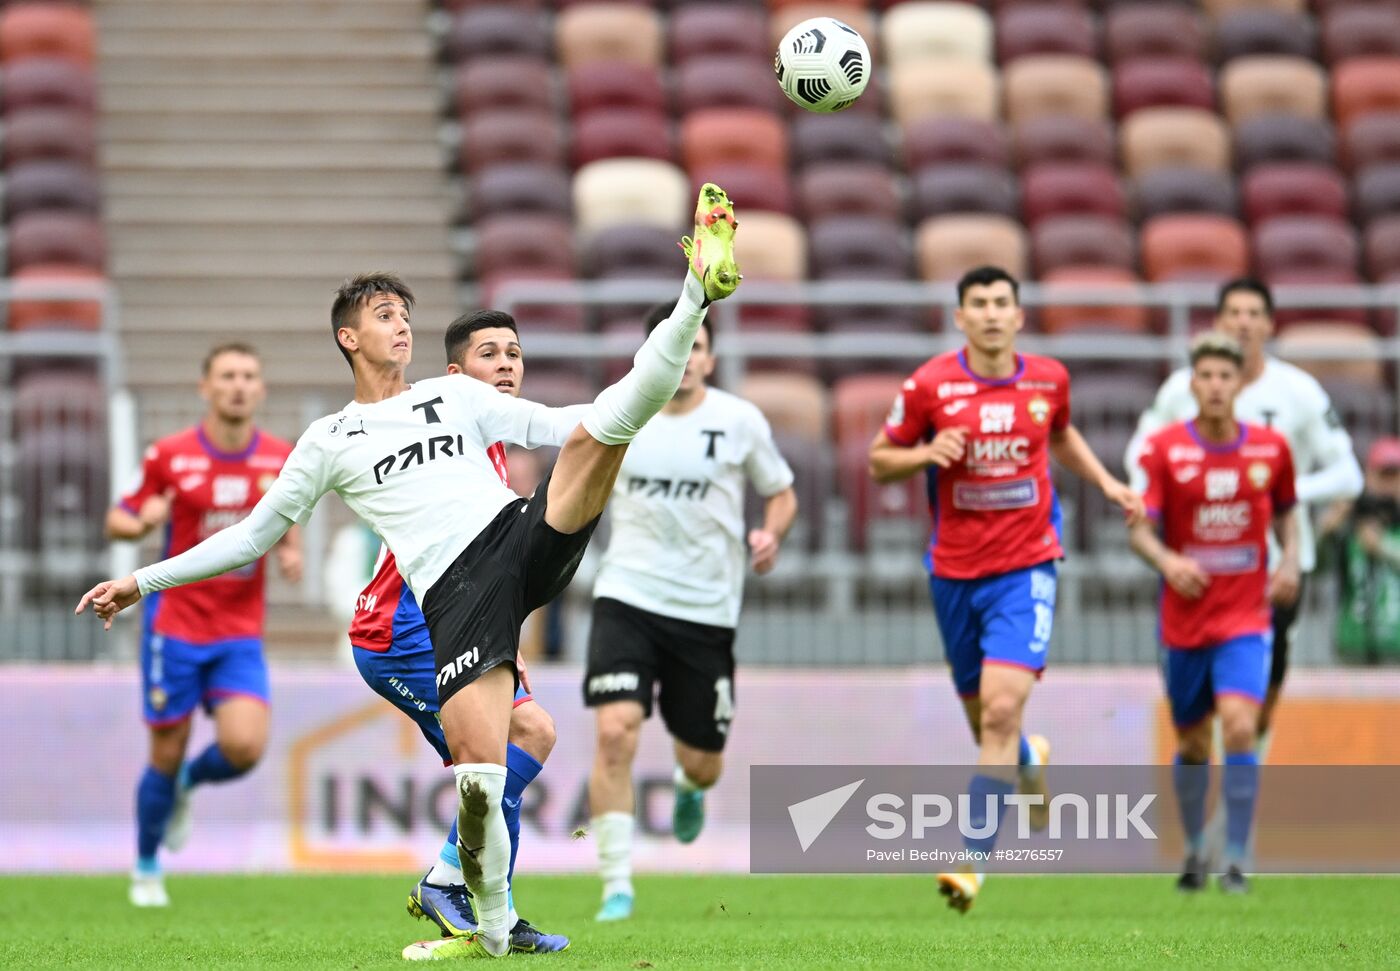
[1125,277,1363,755]
[585,303,797,923]
[77,183,743,960]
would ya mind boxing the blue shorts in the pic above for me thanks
[140,623,269,726]
[1162,633,1270,728]
[353,643,532,766]
[930,562,1057,698]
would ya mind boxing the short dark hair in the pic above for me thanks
[1215,277,1273,316]
[644,302,713,350]
[202,341,259,376]
[445,309,518,367]
[956,265,1020,305]
[330,272,416,372]
[1189,331,1245,370]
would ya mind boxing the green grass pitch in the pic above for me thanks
[2,874,1397,969]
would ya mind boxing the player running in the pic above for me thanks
[78,182,741,958]
[1129,333,1300,894]
[106,343,302,907]
[585,304,797,923]
[868,265,1143,913]
[351,311,566,953]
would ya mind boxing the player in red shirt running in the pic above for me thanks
[1131,333,1299,894]
[869,266,1143,912]
[106,343,301,907]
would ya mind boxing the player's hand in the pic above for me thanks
[925,427,968,469]
[1269,562,1301,607]
[1161,554,1209,599]
[1103,479,1147,526]
[748,528,781,574]
[515,651,532,695]
[138,493,171,529]
[276,544,304,584]
[75,575,142,630]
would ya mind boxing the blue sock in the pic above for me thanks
[184,743,247,787]
[1173,756,1209,855]
[964,773,1015,860]
[503,744,543,883]
[1223,752,1259,865]
[136,765,176,868]
[441,819,460,871]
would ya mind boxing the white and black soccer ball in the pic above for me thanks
[774,17,871,113]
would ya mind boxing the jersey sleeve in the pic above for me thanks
[1125,368,1191,490]
[1292,375,1363,504]
[1273,437,1298,513]
[447,374,586,449]
[260,428,332,526]
[883,376,931,447]
[117,442,167,514]
[743,407,796,497]
[1138,435,1167,520]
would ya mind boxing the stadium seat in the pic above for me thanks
[459,111,565,173]
[3,160,100,218]
[1111,58,1216,118]
[571,158,688,237]
[1,108,95,166]
[444,6,551,61]
[7,263,103,331]
[586,222,680,279]
[832,372,925,552]
[471,164,572,220]
[733,211,808,281]
[790,112,893,167]
[1199,0,1308,16]
[571,109,673,167]
[681,108,788,173]
[1344,112,1400,171]
[808,216,911,280]
[1274,322,1385,386]
[1353,164,1400,224]
[1364,214,1400,280]
[995,5,1097,64]
[1012,115,1115,169]
[915,214,1028,280]
[1266,267,1368,328]
[882,2,992,65]
[1219,56,1327,124]
[676,57,787,115]
[1139,214,1250,281]
[0,58,95,114]
[567,62,666,116]
[0,3,95,65]
[1119,108,1231,178]
[1104,4,1206,64]
[888,59,998,126]
[1322,6,1400,64]
[1233,113,1336,168]
[474,215,575,280]
[1038,266,1150,334]
[17,425,107,553]
[903,116,1010,170]
[13,368,105,433]
[1031,216,1135,276]
[556,3,663,69]
[796,163,902,223]
[1213,9,1317,63]
[479,271,587,333]
[7,211,105,272]
[1241,164,1349,223]
[452,58,555,118]
[1332,58,1400,131]
[739,371,829,442]
[769,5,878,59]
[689,165,794,217]
[1003,56,1109,124]
[669,5,770,64]
[910,164,1018,221]
[1134,168,1239,221]
[1021,162,1126,225]
[1253,216,1359,275]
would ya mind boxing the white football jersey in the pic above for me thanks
[263,374,585,600]
[1125,357,1362,572]
[592,388,795,628]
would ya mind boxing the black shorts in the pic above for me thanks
[1269,576,1307,689]
[584,596,736,752]
[423,468,599,707]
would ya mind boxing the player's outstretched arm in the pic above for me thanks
[868,427,965,482]
[1128,519,1208,599]
[1050,425,1145,524]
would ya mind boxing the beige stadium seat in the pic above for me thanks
[888,59,998,126]
[1274,322,1384,386]
[1119,107,1231,178]
[915,214,1028,281]
[739,372,830,441]
[1219,56,1327,125]
[1003,55,1109,124]
[881,2,992,66]
[572,158,688,237]
[1199,0,1305,20]
[770,5,877,58]
[734,211,808,281]
[556,3,663,69]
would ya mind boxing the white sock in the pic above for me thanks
[582,271,708,445]
[426,856,465,887]
[673,764,711,793]
[593,811,634,900]
[452,763,511,951]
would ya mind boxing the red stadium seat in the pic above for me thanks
[1332,57,1400,131]
[1134,168,1240,221]
[796,163,902,222]
[3,160,100,218]
[1365,214,1400,280]
[479,271,586,333]
[689,165,794,216]
[675,57,786,115]
[1,59,95,114]
[471,165,571,220]
[571,109,673,167]
[444,6,552,61]
[0,3,95,65]
[903,116,1011,170]
[1031,216,1135,276]
[1139,214,1250,282]
[1241,164,1349,223]
[833,372,925,552]
[7,211,105,272]
[1038,266,1150,334]
[791,112,893,167]
[459,111,565,173]
[1213,10,1317,63]
[1233,114,1337,169]
[1,107,95,166]
[452,58,555,118]
[995,5,1097,64]
[669,4,770,64]
[1322,6,1400,64]
[1253,216,1360,276]
[586,223,679,279]
[808,216,911,280]
[7,264,103,331]
[681,109,788,173]
[474,215,575,280]
[1112,59,1215,119]
[567,62,666,116]
[1012,115,1115,169]
[1104,4,1207,65]
[1021,162,1126,225]
[911,164,1018,221]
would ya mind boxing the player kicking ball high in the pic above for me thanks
[585,304,797,923]
[1130,333,1300,894]
[350,312,565,953]
[868,266,1143,913]
[78,183,741,959]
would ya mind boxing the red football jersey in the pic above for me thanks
[884,349,1071,580]
[1139,420,1297,649]
[349,442,510,652]
[119,425,292,643]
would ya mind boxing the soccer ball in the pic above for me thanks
[774,17,871,113]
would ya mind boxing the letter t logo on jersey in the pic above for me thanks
[413,396,445,424]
